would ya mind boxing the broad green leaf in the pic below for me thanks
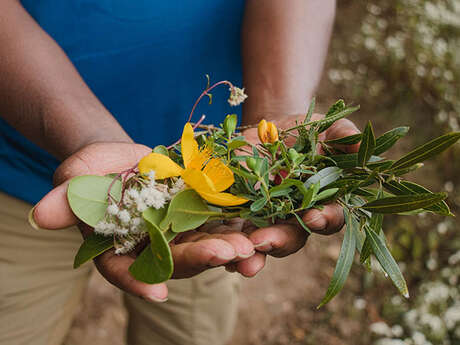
[68,175,122,227]
[383,181,452,216]
[358,121,376,167]
[129,221,173,284]
[143,207,167,231]
[74,233,113,268]
[365,228,408,297]
[314,188,339,202]
[391,132,460,170]
[153,145,169,156]
[317,105,360,133]
[374,127,409,155]
[160,189,210,233]
[325,133,362,145]
[228,140,248,151]
[304,167,343,189]
[318,210,356,308]
[250,197,268,212]
[362,193,447,214]
[163,229,178,243]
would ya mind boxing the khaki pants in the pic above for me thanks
[0,192,240,345]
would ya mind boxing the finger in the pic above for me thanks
[171,238,237,278]
[53,142,151,185]
[94,250,169,302]
[30,181,77,230]
[321,118,361,153]
[248,224,308,258]
[301,203,345,236]
[234,252,266,277]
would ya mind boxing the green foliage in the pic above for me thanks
[74,233,114,268]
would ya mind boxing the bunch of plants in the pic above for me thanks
[66,80,460,307]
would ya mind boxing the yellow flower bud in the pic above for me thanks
[257,119,279,144]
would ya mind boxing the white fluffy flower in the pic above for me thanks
[169,178,185,196]
[370,322,392,337]
[118,209,131,224]
[141,187,166,209]
[107,204,119,215]
[228,86,247,106]
[114,227,128,236]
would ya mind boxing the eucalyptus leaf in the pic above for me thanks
[74,233,114,268]
[318,210,356,308]
[160,189,210,233]
[391,132,460,170]
[128,220,173,284]
[68,175,122,227]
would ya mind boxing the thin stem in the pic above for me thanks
[167,114,207,149]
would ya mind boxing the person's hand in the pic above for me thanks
[225,113,360,277]
[31,142,256,302]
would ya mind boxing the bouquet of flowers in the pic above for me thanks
[67,79,459,307]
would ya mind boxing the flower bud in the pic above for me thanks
[246,157,257,172]
[258,119,279,144]
[223,114,237,137]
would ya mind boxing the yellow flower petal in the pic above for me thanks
[257,119,279,143]
[188,147,211,170]
[182,168,216,193]
[198,191,248,207]
[181,123,199,169]
[138,153,183,179]
[203,158,234,192]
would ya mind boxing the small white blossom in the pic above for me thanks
[228,86,247,106]
[107,204,120,215]
[370,322,393,337]
[114,227,128,236]
[118,209,131,224]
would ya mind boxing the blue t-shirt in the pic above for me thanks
[0,1,245,204]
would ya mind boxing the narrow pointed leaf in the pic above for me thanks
[391,132,460,170]
[325,133,362,145]
[362,193,447,214]
[318,211,356,308]
[317,105,360,133]
[325,99,345,117]
[358,122,376,167]
[365,228,408,297]
[330,153,383,169]
[305,167,343,189]
[304,97,316,123]
[374,127,409,155]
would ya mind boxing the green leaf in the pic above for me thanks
[314,188,339,202]
[325,133,362,145]
[383,181,452,216]
[304,167,343,189]
[360,235,372,264]
[74,233,113,268]
[317,105,360,133]
[362,193,447,214]
[228,140,248,151]
[153,145,169,156]
[67,175,122,227]
[358,121,376,167]
[329,153,383,169]
[318,210,356,308]
[325,99,345,117]
[129,220,173,284]
[365,228,409,298]
[292,212,311,234]
[391,132,460,170]
[374,127,409,155]
[269,185,293,197]
[143,207,167,231]
[304,97,316,123]
[250,197,268,212]
[160,189,210,233]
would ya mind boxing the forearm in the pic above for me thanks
[241,0,336,125]
[0,0,131,161]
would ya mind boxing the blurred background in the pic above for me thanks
[67,1,460,344]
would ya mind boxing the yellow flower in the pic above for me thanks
[138,123,248,207]
[258,119,279,143]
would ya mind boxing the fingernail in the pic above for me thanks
[305,215,323,226]
[28,206,44,231]
[237,250,255,259]
[144,295,168,303]
[254,241,272,252]
[210,253,237,266]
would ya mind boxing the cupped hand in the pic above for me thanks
[31,142,255,302]
[229,113,360,277]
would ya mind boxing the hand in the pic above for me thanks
[226,114,360,277]
[31,142,255,302]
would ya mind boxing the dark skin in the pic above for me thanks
[1,0,357,301]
